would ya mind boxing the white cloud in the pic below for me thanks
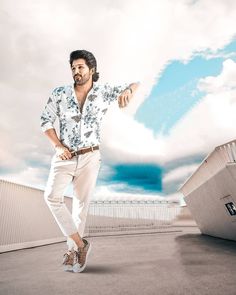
[1,166,47,190]
[100,105,166,164]
[198,59,236,93]
[201,51,236,60]
[93,185,181,203]
[163,164,199,184]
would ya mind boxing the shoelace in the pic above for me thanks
[62,251,73,264]
[74,250,82,266]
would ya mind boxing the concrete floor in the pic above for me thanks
[1,226,236,295]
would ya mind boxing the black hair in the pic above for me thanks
[69,50,99,82]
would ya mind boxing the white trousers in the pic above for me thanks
[44,149,101,250]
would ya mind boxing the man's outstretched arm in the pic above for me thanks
[118,82,140,108]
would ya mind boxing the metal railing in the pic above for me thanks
[85,200,181,236]
[179,139,236,196]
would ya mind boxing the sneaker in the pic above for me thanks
[73,238,91,273]
[62,250,75,272]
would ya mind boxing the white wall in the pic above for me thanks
[182,164,236,241]
[0,179,71,252]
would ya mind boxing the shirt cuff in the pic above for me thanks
[41,122,54,132]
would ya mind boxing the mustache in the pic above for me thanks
[74,75,82,79]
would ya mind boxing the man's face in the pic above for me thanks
[71,58,94,86]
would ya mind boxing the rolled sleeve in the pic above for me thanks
[111,83,129,103]
[40,90,59,132]
[112,83,129,100]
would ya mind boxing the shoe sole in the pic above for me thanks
[64,264,73,272]
[73,243,92,273]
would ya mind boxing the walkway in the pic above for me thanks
[1,225,236,295]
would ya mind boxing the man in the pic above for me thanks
[40,49,139,273]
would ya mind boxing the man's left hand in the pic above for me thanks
[118,89,132,108]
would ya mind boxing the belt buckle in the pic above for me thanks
[71,151,76,157]
[91,146,94,152]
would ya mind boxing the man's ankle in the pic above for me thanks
[76,242,85,250]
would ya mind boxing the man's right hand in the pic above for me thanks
[55,144,73,160]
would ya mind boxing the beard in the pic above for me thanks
[74,73,91,86]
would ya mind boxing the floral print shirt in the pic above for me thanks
[40,82,128,151]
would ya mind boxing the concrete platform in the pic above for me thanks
[1,226,236,295]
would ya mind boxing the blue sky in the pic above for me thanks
[98,163,162,194]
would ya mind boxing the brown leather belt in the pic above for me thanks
[71,145,99,157]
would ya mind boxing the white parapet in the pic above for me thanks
[179,139,236,241]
